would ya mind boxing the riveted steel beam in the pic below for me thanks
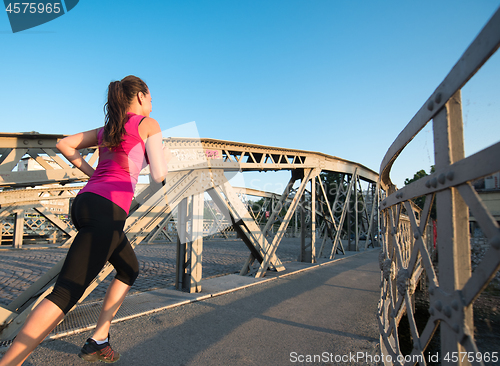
[0,186,79,205]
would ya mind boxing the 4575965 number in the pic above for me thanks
[444,352,498,363]
[5,2,61,14]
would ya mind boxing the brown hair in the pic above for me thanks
[103,75,149,148]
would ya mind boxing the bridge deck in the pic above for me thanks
[1,244,381,365]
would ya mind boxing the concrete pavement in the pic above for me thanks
[19,249,382,366]
[0,239,302,307]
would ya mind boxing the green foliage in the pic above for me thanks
[249,197,266,217]
[404,169,427,185]
[404,166,436,219]
[320,172,345,203]
[404,165,435,186]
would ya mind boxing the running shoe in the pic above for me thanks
[78,334,120,363]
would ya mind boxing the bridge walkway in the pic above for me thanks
[20,248,381,366]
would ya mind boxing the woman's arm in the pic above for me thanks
[56,129,100,178]
[140,118,169,183]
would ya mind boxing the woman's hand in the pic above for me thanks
[56,129,99,178]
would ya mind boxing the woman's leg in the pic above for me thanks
[0,194,136,364]
[91,279,131,341]
[91,233,139,341]
[0,299,64,366]
[46,193,131,316]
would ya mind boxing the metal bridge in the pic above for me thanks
[1,6,499,365]
[0,132,379,342]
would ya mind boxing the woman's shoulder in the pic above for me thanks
[139,116,160,127]
[138,117,161,139]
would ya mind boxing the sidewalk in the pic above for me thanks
[21,249,381,366]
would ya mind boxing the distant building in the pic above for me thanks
[471,172,500,236]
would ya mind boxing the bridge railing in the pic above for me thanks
[378,7,500,366]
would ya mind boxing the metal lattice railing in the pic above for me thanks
[378,7,500,366]
[0,215,71,245]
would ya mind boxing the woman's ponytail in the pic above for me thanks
[103,76,149,149]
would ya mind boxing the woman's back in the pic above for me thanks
[80,113,148,214]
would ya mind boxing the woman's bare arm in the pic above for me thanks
[140,118,169,182]
[56,129,99,178]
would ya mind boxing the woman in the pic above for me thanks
[0,75,169,365]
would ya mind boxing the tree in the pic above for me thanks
[404,166,436,219]
[404,169,429,185]
[320,172,345,204]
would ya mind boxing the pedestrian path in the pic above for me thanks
[0,239,305,307]
[21,249,381,366]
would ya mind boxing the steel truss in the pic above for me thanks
[378,7,500,366]
[0,186,80,247]
[0,120,378,343]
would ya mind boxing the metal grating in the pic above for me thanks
[48,286,208,340]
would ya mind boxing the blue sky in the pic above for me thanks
[1,0,499,191]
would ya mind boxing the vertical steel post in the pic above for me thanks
[300,175,317,263]
[347,175,352,251]
[365,182,379,249]
[300,191,307,261]
[175,198,189,291]
[371,183,378,246]
[355,177,359,251]
[271,196,275,234]
[12,209,24,249]
[294,207,298,238]
[175,194,204,293]
[432,90,473,364]
[190,193,204,293]
[310,175,316,262]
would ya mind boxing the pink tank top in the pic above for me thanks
[79,113,148,214]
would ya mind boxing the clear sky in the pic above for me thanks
[1,0,499,192]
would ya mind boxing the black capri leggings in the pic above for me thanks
[46,192,139,314]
